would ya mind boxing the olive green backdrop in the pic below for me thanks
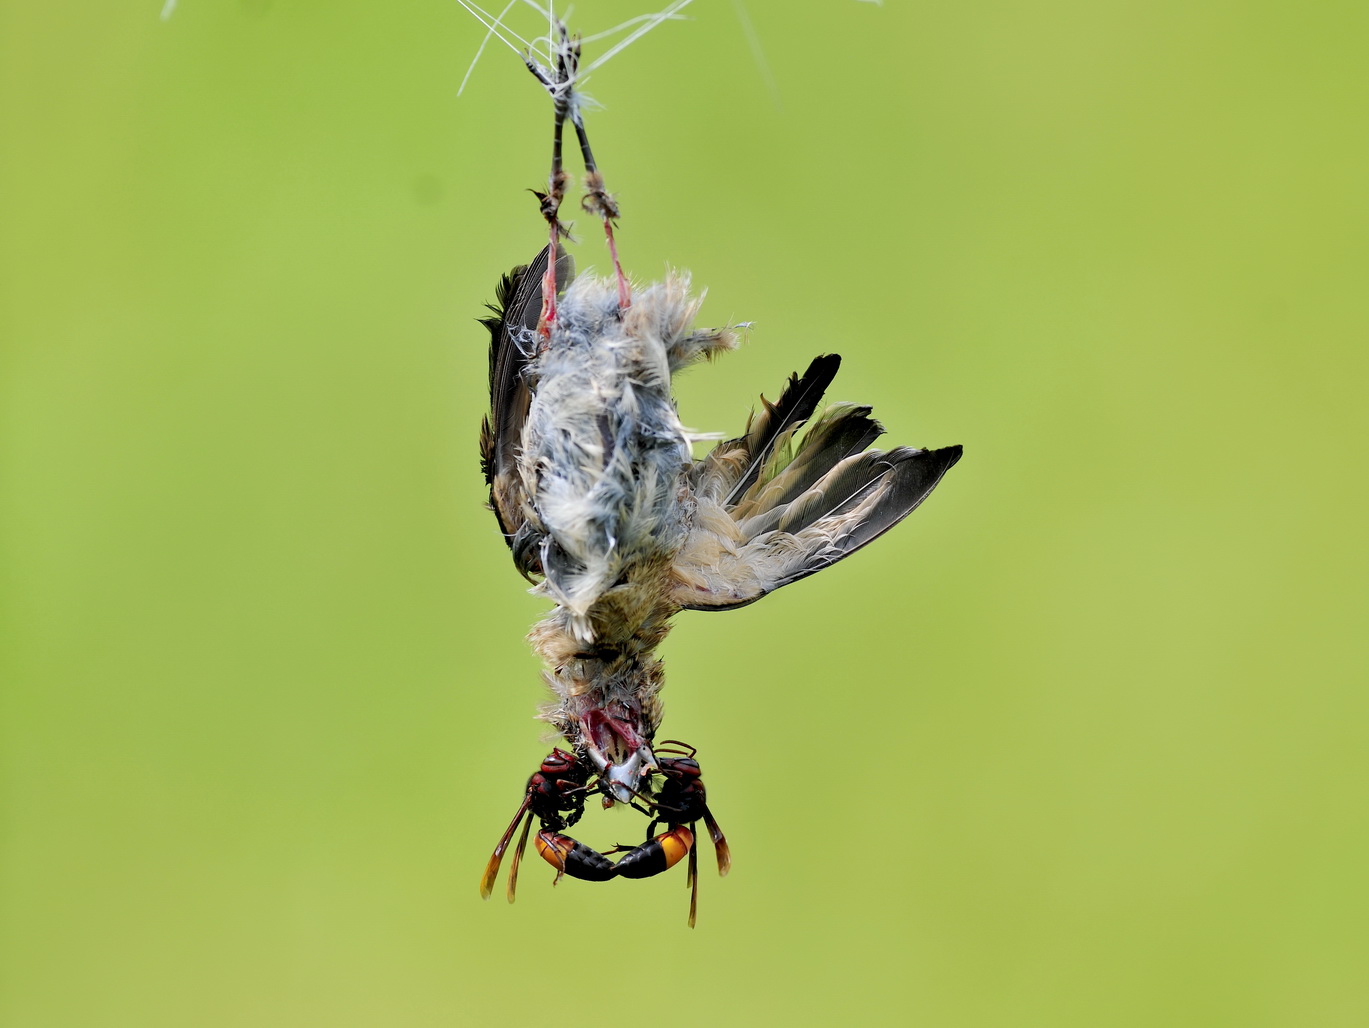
[2,2,1365,1025]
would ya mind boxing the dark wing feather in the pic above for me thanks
[693,354,841,506]
[479,245,573,577]
[672,353,961,611]
[767,445,963,591]
[735,403,885,521]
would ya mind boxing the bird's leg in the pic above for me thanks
[536,106,567,337]
[525,22,630,333]
[571,111,630,311]
[524,26,577,337]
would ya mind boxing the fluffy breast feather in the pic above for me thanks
[521,274,731,640]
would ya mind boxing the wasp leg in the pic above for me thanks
[686,822,699,929]
[534,830,618,883]
[613,825,695,880]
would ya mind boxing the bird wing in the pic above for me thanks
[671,354,962,610]
[479,245,574,578]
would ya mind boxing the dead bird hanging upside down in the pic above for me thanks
[472,15,962,926]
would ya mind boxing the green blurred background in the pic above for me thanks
[2,1,1365,1025]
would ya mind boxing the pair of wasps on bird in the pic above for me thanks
[472,20,961,926]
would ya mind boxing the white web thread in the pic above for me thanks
[456,0,527,96]
[455,0,694,97]
[730,0,779,109]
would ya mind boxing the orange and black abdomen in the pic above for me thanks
[613,826,694,879]
[535,831,618,881]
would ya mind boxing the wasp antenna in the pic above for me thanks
[655,739,698,757]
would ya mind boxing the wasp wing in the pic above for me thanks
[479,245,573,578]
[672,355,961,610]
